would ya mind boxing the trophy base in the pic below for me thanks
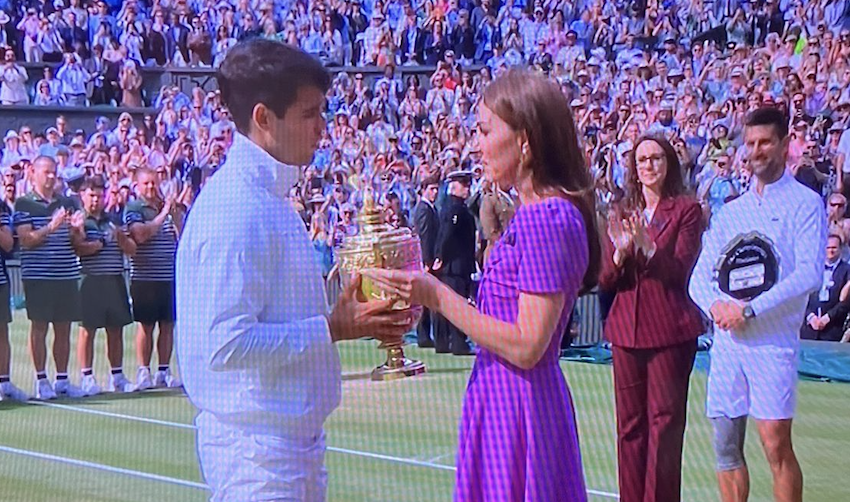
[371,346,426,381]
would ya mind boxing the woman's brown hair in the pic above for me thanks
[481,69,600,294]
[622,135,686,213]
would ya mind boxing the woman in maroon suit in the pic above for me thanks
[599,135,705,502]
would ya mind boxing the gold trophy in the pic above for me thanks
[330,187,426,381]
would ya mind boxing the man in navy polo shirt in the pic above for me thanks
[124,166,184,390]
[13,155,85,400]
[72,177,137,395]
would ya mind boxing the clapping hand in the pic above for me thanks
[607,215,633,266]
[69,210,85,231]
[48,208,69,232]
[628,214,655,258]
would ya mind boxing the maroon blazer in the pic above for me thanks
[599,195,705,349]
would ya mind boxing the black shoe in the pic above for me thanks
[452,346,474,356]
[435,347,451,354]
[417,340,436,348]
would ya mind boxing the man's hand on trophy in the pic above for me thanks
[361,268,443,312]
[329,273,414,345]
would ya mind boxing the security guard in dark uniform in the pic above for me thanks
[433,170,476,355]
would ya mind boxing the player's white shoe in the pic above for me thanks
[135,367,154,391]
[108,373,135,393]
[54,379,87,398]
[154,369,182,389]
[80,375,101,396]
[0,381,29,401]
[34,379,57,401]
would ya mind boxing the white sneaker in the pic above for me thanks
[154,369,182,389]
[0,381,29,401]
[135,367,154,391]
[107,373,135,393]
[34,379,57,401]
[54,379,87,398]
[80,375,101,396]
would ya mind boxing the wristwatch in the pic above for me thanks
[742,304,756,319]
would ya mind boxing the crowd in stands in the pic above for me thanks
[2,0,850,341]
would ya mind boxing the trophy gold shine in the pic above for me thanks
[331,187,426,381]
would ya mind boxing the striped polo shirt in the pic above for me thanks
[124,199,177,282]
[80,213,126,276]
[13,192,81,281]
[0,210,10,286]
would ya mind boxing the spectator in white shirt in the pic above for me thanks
[0,49,29,106]
[176,39,413,502]
[17,8,41,62]
[56,52,92,106]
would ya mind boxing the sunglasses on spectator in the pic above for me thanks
[830,201,846,207]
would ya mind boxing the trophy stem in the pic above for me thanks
[371,344,426,381]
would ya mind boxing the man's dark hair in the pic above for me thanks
[745,107,789,141]
[216,39,331,133]
[419,174,440,192]
[81,176,105,191]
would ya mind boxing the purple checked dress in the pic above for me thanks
[455,197,588,502]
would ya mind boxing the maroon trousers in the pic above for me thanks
[612,339,697,502]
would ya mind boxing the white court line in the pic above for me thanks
[424,452,455,464]
[0,444,209,491]
[26,401,620,500]
[28,401,197,429]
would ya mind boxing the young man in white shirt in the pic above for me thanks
[689,107,827,502]
[175,39,415,502]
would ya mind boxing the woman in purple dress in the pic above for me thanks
[364,69,601,501]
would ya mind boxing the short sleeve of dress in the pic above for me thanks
[516,199,588,295]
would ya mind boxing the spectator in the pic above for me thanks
[17,8,40,62]
[188,15,213,66]
[119,60,143,107]
[56,51,90,106]
[0,48,28,105]
[801,234,850,342]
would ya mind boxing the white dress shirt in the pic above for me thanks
[176,132,341,439]
[689,172,827,350]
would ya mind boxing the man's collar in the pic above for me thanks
[86,211,109,223]
[225,132,300,200]
[755,169,792,198]
[30,190,57,203]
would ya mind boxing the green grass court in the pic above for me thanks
[0,312,849,502]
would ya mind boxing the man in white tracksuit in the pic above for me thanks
[689,107,826,502]
[175,39,414,501]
